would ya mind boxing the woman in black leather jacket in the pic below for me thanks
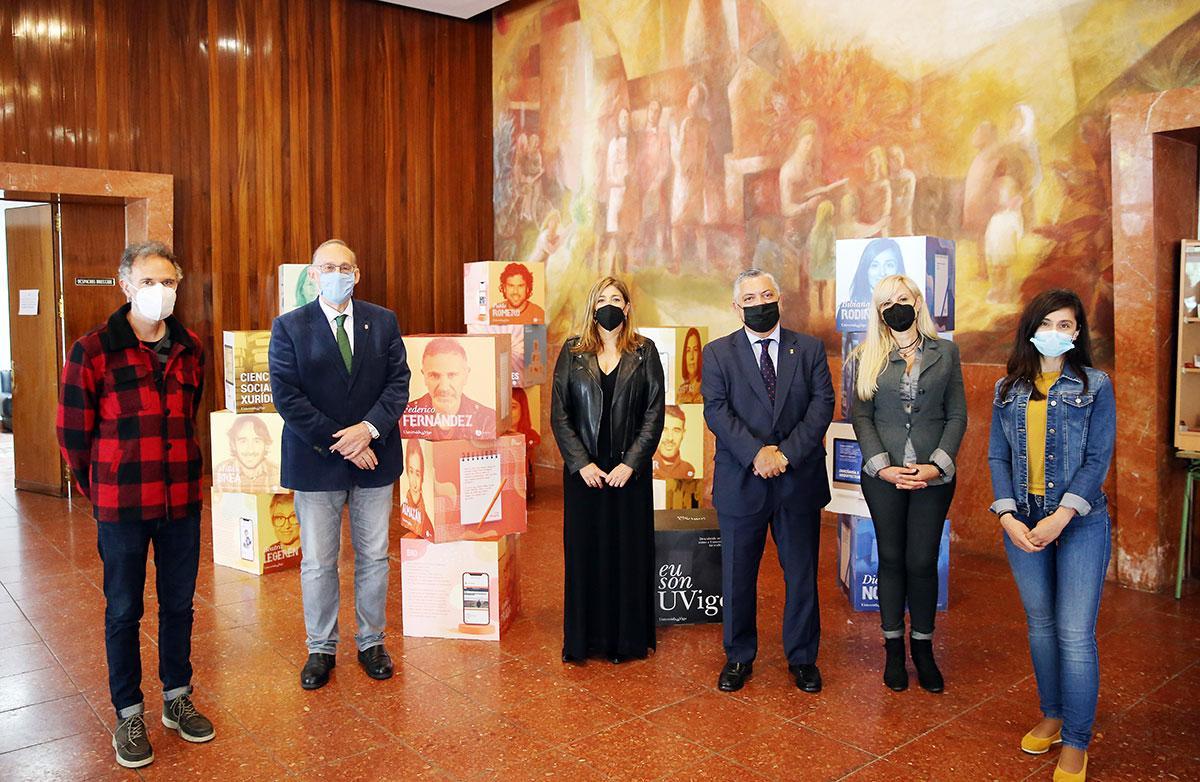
[551,276,665,663]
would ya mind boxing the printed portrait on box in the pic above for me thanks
[400,441,435,539]
[264,494,302,574]
[402,336,508,440]
[493,262,545,324]
[652,404,704,480]
[211,411,283,492]
[677,327,704,404]
[464,261,546,327]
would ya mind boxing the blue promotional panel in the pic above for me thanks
[834,236,956,333]
[837,514,950,612]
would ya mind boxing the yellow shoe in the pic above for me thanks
[1052,752,1087,781]
[1020,728,1062,755]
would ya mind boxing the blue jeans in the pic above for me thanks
[96,516,200,720]
[295,485,392,654]
[1003,494,1110,749]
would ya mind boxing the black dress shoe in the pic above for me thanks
[300,652,336,690]
[717,661,752,692]
[789,663,822,693]
[357,645,394,680]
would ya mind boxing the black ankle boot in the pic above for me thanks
[883,637,908,691]
[909,637,944,693]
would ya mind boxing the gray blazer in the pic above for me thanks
[851,338,967,478]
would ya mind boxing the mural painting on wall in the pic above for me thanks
[494,0,1200,364]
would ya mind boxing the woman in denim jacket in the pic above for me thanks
[989,289,1115,782]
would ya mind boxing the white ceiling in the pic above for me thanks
[373,0,510,19]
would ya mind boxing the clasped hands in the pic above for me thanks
[1001,507,1074,553]
[579,462,634,489]
[752,446,788,479]
[878,463,940,490]
[331,422,377,470]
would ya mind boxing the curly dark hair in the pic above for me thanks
[499,262,534,291]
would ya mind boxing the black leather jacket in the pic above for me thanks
[551,336,665,475]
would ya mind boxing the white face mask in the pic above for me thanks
[131,283,177,322]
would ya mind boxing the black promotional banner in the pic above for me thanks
[654,510,723,625]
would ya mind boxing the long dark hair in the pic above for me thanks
[999,289,1092,401]
[849,238,902,301]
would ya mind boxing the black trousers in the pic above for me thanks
[859,475,954,636]
[96,515,200,718]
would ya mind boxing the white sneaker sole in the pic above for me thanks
[112,736,154,768]
[162,715,216,743]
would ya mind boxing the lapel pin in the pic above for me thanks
[789,348,795,355]
[364,322,369,330]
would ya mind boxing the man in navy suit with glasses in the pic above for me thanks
[269,239,410,691]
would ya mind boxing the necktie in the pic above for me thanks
[335,314,353,372]
[758,339,776,404]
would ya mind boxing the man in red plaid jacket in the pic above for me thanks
[57,242,215,769]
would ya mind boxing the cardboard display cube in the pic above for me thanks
[463,261,546,326]
[210,490,301,576]
[399,434,527,543]
[834,236,956,333]
[210,410,285,493]
[837,514,949,612]
[400,334,512,440]
[654,510,723,625]
[278,263,319,315]
[637,327,707,405]
[400,535,520,641]
[223,331,274,413]
[465,324,548,387]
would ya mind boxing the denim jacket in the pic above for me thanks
[988,365,1115,519]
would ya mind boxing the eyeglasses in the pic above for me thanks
[315,264,357,275]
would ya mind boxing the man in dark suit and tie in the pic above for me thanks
[702,268,835,694]
[269,239,410,690]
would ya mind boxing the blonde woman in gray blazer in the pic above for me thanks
[851,274,967,694]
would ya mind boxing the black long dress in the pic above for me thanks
[562,366,656,662]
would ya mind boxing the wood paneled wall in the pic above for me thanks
[0,0,492,414]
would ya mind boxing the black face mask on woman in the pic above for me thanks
[594,304,627,331]
[881,303,916,332]
[741,301,780,333]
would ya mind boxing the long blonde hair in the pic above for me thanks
[570,276,644,354]
[853,274,940,400]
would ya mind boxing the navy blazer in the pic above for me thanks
[269,299,410,491]
[702,327,835,516]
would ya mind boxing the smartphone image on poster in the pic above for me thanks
[239,516,255,561]
[462,572,490,626]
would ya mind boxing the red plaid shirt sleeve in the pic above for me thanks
[58,338,99,499]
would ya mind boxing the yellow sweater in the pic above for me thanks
[1027,372,1059,496]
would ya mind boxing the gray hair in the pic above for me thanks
[118,241,182,284]
[732,268,779,301]
[312,238,357,265]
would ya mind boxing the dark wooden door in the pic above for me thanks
[56,203,127,351]
[5,205,65,496]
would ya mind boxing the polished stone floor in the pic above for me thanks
[0,445,1197,780]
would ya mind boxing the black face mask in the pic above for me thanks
[594,304,627,331]
[881,303,916,332]
[741,301,780,333]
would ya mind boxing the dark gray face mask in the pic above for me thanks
[594,304,626,331]
[741,301,780,332]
